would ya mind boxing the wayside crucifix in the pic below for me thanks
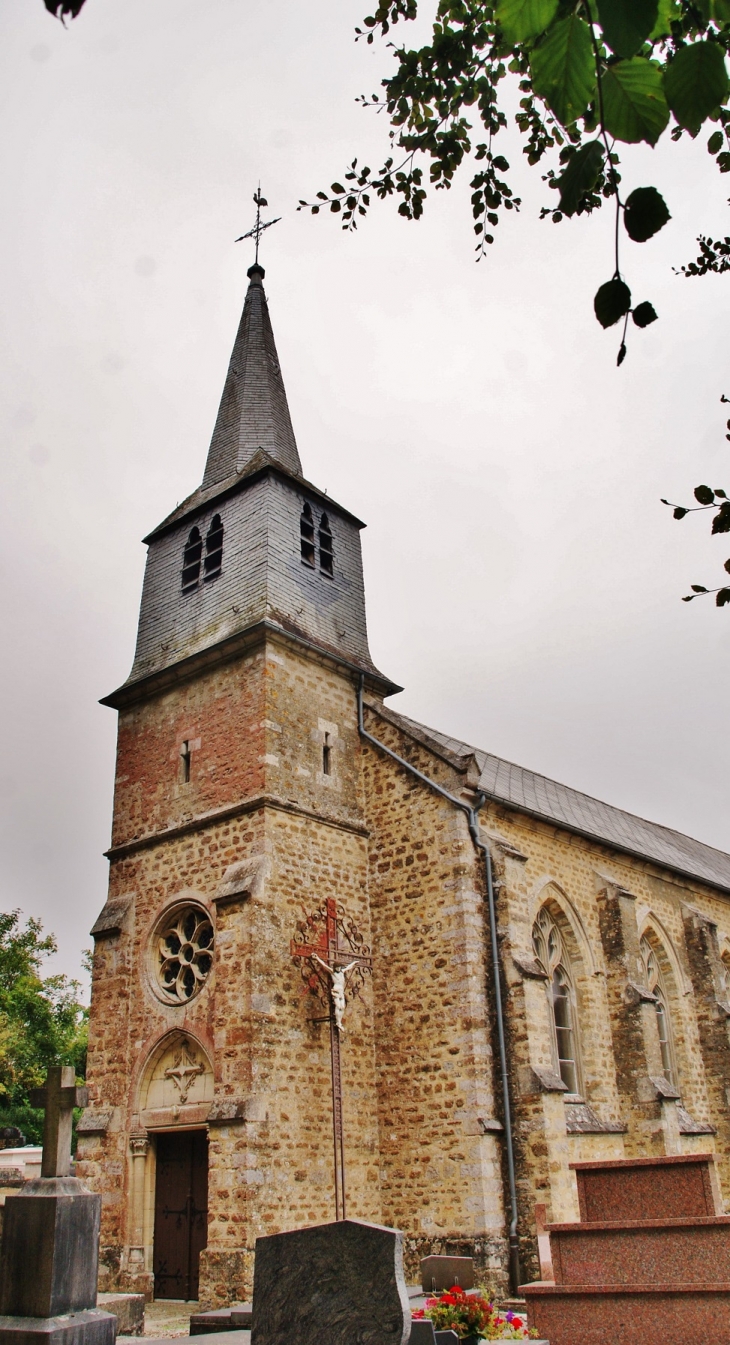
[291,898,372,1220]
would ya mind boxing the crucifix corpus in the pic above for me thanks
[291,898,372,1220]
[29,1065,89,1178]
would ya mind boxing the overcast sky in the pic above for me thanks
[2,0,729,987]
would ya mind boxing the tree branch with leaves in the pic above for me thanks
[301,0,730,365]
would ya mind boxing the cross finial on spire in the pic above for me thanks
[235,185,281,269]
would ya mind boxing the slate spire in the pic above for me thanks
[202,263,302,489]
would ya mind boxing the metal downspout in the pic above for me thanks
[357,675,521,1293]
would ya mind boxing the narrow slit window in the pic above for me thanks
[319,512,334,577]
[300,503,315,567]
[322,732,331,776]
[182,527,203,592]
[551,968,579,1094]
[532,906,582,1096]
[180,740,192,783]
[640,937,677,1088]
[204,514,224,581]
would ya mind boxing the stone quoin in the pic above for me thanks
[77,254,730,1308]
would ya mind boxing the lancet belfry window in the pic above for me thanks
[319,512,334,577]
[532,906,581,1095]
[182,526,203,592]
[300,503,315,567]
[640,936,676,1087]
[204,514,224,581]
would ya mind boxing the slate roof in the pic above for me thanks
[395,712,730,896]
[201,262,302,490]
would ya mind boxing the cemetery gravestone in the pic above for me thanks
[0,1066,116,1345]
[420,1256,475,1294]
[251,1218,410,1345]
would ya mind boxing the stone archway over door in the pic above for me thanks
[153,1129,208,1300]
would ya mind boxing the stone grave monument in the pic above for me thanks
[0,1065,117,1345]
[251,1218,411,1345]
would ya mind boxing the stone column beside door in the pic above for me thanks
[125,1133,153,1299]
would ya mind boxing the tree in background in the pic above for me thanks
[0,910,88,1145]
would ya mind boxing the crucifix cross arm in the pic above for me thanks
[29,1065,89,1178]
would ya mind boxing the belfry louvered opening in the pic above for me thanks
[319,512,334,577]
[182,527,203,592]
[204,514,224,581]
[300,503,315,567]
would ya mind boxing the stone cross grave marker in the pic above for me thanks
[29,1064,88,1178]
[0,1065,116,1345]
[291,898,372,1220]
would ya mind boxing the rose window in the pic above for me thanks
[156,906,214,1004]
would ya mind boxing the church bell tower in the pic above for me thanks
[78,260,398,1304]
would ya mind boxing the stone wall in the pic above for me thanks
[360,702,508,1292]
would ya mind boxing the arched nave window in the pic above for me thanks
[532,906,582,1095]
[640,935,677,1088]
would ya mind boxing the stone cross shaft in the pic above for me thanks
[291,898,372,1221]
[29,1065,89,1178]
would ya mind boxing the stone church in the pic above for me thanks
[77,259,730,1308]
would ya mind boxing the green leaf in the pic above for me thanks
[602,58,670,144]
[695,483,716,503]
[557,139,605,215]
[496,0,559,43]
[624,187,671,240]
[632,300,659,325]
[712,502,730,532]
[594,277,632,327]
[708,129,724,153]
[715,0,730,22]
[650,0,680,38]
[531,15,596,127]
[596,0,658,57]
[664,42,730,137]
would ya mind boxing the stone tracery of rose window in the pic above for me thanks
[156,905,214,1004]
[532,906,581,1095]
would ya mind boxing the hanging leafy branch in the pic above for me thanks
[300,0,730,363]
[661,398,730,605]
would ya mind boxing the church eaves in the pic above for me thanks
[201,262,302,489]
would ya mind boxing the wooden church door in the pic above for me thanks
[153,1130,208,1299]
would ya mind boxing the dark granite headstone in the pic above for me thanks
[420,1255,474,1293]
[251,1218,410,1345]
[0,1127,25,1150]
[409,1323,437,1345]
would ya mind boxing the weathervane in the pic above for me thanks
[235,186,281,265]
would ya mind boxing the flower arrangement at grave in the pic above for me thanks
[412,1285,535,1340]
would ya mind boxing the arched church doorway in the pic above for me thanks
[133,1031,214,1300]
[153,1129,208,1300]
